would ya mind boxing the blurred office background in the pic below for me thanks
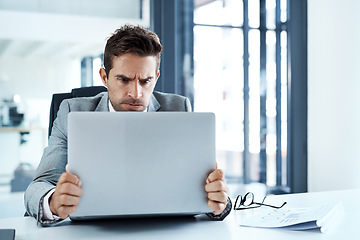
[1,0,360,217]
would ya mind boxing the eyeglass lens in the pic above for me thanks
[234,192,287,210]
[242,192,254,207]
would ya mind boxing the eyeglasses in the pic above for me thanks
[234,192,287,211]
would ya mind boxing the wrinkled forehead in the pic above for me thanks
[110,54,158,78]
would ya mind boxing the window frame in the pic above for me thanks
[149,0,308,193]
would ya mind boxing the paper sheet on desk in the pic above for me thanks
[239,202,342,232]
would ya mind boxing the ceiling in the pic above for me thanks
[0,0,148,59]
[0,39,104,59]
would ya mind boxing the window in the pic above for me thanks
[193,0,289,192]
[80,55,103,87]
[79,0,150,87]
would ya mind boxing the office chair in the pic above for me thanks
[24,86,107,217]
[48,86,107,137]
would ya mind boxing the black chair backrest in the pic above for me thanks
[48,86,107,137]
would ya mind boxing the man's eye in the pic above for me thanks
[140,80,150,84]
[119,78,130,83]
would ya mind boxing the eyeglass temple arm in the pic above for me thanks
[253,201,287,209]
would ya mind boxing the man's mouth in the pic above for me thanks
[123,102,144,110]
[127,103,142,107]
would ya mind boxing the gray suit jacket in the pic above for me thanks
[24,91,191,222]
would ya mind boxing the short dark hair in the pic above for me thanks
[103,24,162,77]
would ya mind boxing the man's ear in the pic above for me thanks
[99,68,108,87]
[155,71,160,84]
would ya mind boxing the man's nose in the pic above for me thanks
[128,81,142,99]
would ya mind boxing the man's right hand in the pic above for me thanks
[49,168,82,219]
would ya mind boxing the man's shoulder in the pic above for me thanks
[153,91,187,101]
[62,92,108,111]
[152,91,191,111]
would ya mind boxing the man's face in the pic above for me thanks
[100,53,159,111]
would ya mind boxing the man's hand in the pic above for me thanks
[205,168,229,215]
[49,167,82,219]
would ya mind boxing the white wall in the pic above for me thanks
[0,7,149,127]
[0,56,80,176]
[0,4,149,185]
[308,0,360,192]
[0,56,81,127]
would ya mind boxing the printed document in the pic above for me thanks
[239,202,342,232]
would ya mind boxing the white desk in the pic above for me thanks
[0,189,358,239]
[0,191,25,218]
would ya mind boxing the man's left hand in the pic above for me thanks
[205,168,229,215]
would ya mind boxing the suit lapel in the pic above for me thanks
[95,92,110,112]
[148,94,160,112]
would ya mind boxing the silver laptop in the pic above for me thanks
[67,112,215,220]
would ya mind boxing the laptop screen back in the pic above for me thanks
[67,112,215,220]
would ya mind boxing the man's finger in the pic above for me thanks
[205,180,227,192]
[58,194,81,206]
[57,182,83,197]
[208,192,228,203]
[56,205,78,219]
[208,200,225,215]
[207,169,225,183]
[58,172,82,187]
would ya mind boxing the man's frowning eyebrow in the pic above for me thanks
[114,74,154,81]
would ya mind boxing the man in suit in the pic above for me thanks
[25,24,231,225]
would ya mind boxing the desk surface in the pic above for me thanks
[0,126,46,133]
[1,189,358,240]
